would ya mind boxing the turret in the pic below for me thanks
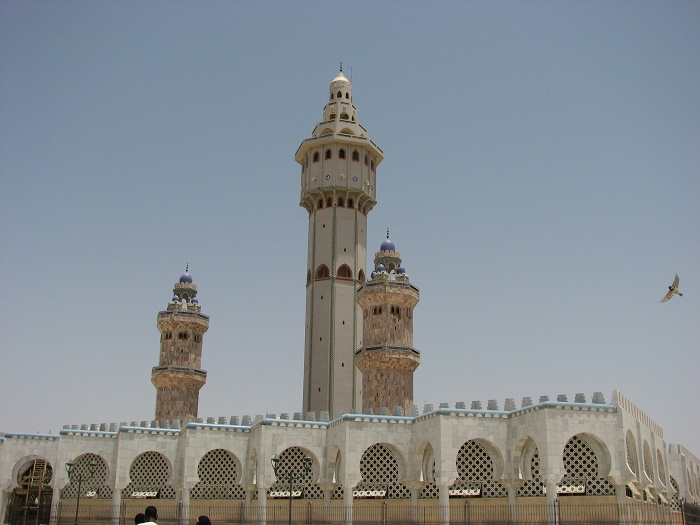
[151,268,209,423]
[355,233,420,415]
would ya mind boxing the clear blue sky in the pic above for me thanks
[1,1,698,454]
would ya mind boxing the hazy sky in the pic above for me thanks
[1,1,698,455]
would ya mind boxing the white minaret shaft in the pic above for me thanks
[295,69,384,417]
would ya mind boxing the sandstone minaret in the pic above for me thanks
[355,234,420,415]
[151,268,209,423]
[295,67,384,417]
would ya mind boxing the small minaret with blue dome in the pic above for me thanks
[151,267,210,424]
[355,232,420,416]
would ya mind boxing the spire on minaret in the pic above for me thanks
[339,62,343,73]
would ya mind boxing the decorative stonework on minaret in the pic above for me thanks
[296,67,384,417]
[355,234,420,416]
[151,268,209,423]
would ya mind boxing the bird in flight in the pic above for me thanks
[660,274,683,303]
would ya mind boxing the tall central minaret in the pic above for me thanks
[295,68,383,417]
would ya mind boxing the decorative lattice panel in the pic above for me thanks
[331,485,344,500]
[626,432,637,475]
[61,453,113,499]
[643,442,653,480]
[450,440,507,498]
[121,451,176,499]
[268,447,321,499]
[191,449,245,499]
[421,482,439,499]
[561,436,615,496]
[669,477,681,512]
[517,448,545,497]
[355,443,409,498]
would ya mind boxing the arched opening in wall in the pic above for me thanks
[339,149,346,159]
[191,449,245,499]
[372,306,382,315]
[371,160,375,171]
[325,149,332,160]
[306,270,311,286]
[338,197,345,207]
[122,451,176,499]
[330,93,334,100]
[345,92,350,99]
[268,447,322,499]
[358,269,365,283]
[316,265,330,280]
[178,332,189,340]
[61,453,112,499]
[320,128,333,137]
[313,152,319,163]
[340,112,349,120]
[364,155,369,166]
[326,197,333,207]
[560,434,615,496]
[194,334,201,343]
[5,458,53,525]
[317,199,324,210]
[643,441,654,482]
[347,198,354,209]
[352,150,359,161]
[657,449,666,488]
[625,431,638,475]
[340,128,353,135]
[337,91,342,98]
[355,443,409,499]
[337,265,352,280]
[329,113,336,120]
[450,440,507,498]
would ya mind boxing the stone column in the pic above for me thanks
[544,476,558,525]
[342,481,356,525]
[614,480,630,523]
[321,483,335,524]
[408,482,423,524]
[437,483,450,525]
[256,486,267,525]
[110,488,121,525]
[244,486,255,522]
[48,486,60,525]
[179,486,190,525]
[506,481,520,525]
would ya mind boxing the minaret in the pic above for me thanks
[151,268,209,423]
[355,233,420,416]
[295,67,384,417]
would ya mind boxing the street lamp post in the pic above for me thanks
[65,458,98,525]
[271,454,312,525]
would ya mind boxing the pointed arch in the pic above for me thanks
[319,128,333,137]
[325,149,332,159]
[337,264,352,280]
[315,265,330,280]
[313,152,320,162]
[358,269,365,283]
[352,150,360,161]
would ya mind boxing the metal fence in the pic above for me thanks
[40,498,700,525]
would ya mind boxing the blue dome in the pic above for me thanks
[190,297,198,304]
[397,266,406,274]
[171,295,179,302]
[376,264,386,273]
[179,272,193,283]
[380,239,395,252]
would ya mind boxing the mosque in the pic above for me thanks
[1,69,698,525]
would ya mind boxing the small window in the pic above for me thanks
[371,160,375,171]
[352,150,359,162]
[337,264,352,279]
[337,91,342,98]
[307,270,311,286]
[316,265,330,280]
[339,149,346,159]
[364,155,369,166]
[329,113,336,120]
[358,269,365,283]
[330,93,334,99]
[340,113,349,120]
[325,149,332,160]
[326,197,332,207]
[318,199,324,209]
[347,198,354,209]
[345,92,350,99]
[338,197,345,207]
[313,152,319,163]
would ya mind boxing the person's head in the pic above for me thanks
[134,513,146,525]
[197,516,211,525]
[145,506,158,522]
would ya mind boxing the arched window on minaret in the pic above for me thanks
[326,197,332,207]
[358,269,365,283]
[338,197,345,207]
[339,149,346,159]
[337,264,352,280]
[345,92,350,99]
[371,160,375,171]
[316,265,330,280]
[313,152,319,162]
[307,270,311,286]
[340,112,349,120]
[352,150,359,161]
[318,199,324,209]
[325,149,332,159]
[347,198,354,209]
[337,91,342,98]
[364,155,369,166]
